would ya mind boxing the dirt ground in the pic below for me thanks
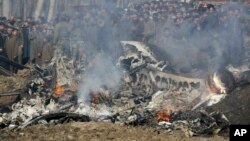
[0,122,228,141]
[207,84,250,125]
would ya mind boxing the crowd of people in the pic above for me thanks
[0,0,249,73]
[115,0,247,71]
[0,16,54,71]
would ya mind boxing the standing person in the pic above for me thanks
[29,25,39,64]
[39,36,53,66]
[226,9,243,67]
[96,8,112,53]
[130,14,144,41]
[0,22,8,69]
[116,14,133,40]
[70,21,85,64]
[16,28,24,64]
[35,26,46,66]
[0,22,5,45]
[0,22,7,57]
[96,17,114,53]
[53,16,72,57]
[21,21,30,65]
[4,28,22,71]
[5,27,16,62]
[142,12,155,43]
[83,12,98,60]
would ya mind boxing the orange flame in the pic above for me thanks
[55,84,64,96]
[90,91,99,104]
[209,83,218,93]
[156,109,172,122]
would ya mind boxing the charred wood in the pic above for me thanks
[18,112,90,129]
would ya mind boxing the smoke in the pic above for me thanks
[154,2,245,76]
[76,1,247,102]
[77,53,122,103]
[2,1,246,100]
[76,2,123,103]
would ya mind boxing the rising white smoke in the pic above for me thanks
[154,2,245,76]
[77,53,122,103]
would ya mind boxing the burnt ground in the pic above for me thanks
[207,84,250,125]
[0,122,228,141]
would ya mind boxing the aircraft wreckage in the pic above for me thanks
[1,41,250,136]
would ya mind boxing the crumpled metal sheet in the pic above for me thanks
[119,41,218,111]
[119,41,168,71]
[170,110,229,136]
[120,41,158,62]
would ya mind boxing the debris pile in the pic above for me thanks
[0,96,58,128]
[117,41,223,111]
[0,41,242,137]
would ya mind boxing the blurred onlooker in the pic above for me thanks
[0,0,248,73]
[21,21,30,64]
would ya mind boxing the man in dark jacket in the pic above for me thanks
[21,21,30,65]
[0,22,9,69]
